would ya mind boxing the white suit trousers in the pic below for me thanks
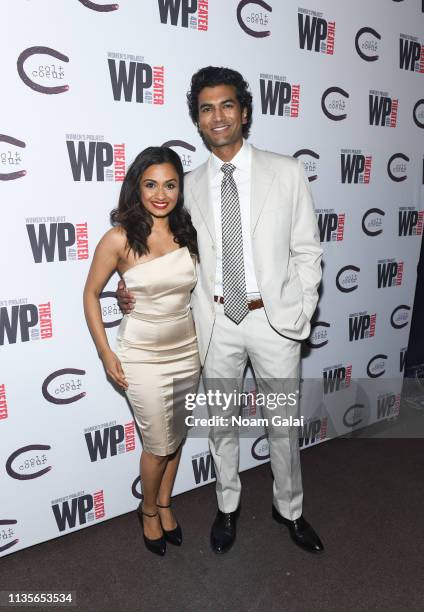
[202,302,303,520]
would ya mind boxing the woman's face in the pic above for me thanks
[139,162,180,218]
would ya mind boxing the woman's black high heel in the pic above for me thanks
[157,502,182,546]
[137,503,166,556]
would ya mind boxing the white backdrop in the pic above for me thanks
[1,0,423,557]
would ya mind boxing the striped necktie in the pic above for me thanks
[220,163,249,324]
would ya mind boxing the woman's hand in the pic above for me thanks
[100,349,128,390]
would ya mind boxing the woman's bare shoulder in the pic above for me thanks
[99,226,127,250]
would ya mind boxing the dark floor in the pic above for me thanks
[1,405,424,612]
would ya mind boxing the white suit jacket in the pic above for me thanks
[184,145,323,364]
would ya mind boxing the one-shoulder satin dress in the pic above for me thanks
[116,247,200,456]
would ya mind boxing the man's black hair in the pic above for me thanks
[187,66,253,139]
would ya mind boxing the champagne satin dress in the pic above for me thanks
[116,247,200,456]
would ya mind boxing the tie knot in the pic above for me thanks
[221,163,236,177]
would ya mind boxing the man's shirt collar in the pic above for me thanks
[209,139,251,179]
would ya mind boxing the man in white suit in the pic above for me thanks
[119,66,324,554]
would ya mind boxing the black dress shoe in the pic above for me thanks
[210,508,238,554]
[272,505,324,553]
[157,502,182,546]
[137,503,166,556]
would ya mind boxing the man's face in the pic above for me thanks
[197,84,247,150]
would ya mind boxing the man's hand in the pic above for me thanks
[117,279,135,314]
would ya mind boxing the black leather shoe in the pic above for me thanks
[210,508,238,554]
[157,502,182,546]
[272,505,324,553]
[137,503,166,556]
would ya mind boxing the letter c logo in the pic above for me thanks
[237,0,272,38]
[17,47,69,94]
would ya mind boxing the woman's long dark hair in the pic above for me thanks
[110,146,198,258]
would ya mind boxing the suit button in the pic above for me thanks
[211,245,216,251]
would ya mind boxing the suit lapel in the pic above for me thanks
[190,161,216,243]
[189,146,275,241]
[250,146,275,235]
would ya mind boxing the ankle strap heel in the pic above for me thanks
[136,504,166,556]
[156,502,182,546]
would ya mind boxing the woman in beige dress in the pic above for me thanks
[83,146,200,556]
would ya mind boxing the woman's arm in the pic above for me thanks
[83,228,128,390]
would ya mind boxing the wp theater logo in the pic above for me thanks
[0,520,19,554]
[321,86,349,120]
[336,265,360,292]
[192,451,215,484]
[51,489,105,533]
[66,134,125,181]
[398,206,424,236]
[369,90,398,127]
[362,208,385,236]
[323,363,352,394]
[0,384,8,421]
[6,444,52,480]
[316,209,345,242]
[237,0,272,38]
[293,149,319,182]
[0,299,53,346]
[42,369,86,405]
[306,321,330,348]
[400,347,407,372]
[78,0,119,11]
[26,217,89,263]
[0,135,26,181]
[341,149,372,184]
[84,420,136,461]
[387,153,408,182]
[377,392,400,420]
[17,46,69,94]
[299,416,327,448]
[399,34,424,72]
[355,27,381,62]
[367,354,387,378]
[158,0,208,30]
[260,74,300,117]
[241,387,257,418]
[377,259,404,288]
[348,311,376,341]
[108,52,164,104]
[298,7,335,54]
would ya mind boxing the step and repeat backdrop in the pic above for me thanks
[1,0,423,556]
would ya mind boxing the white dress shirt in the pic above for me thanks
[208,140,260,299]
